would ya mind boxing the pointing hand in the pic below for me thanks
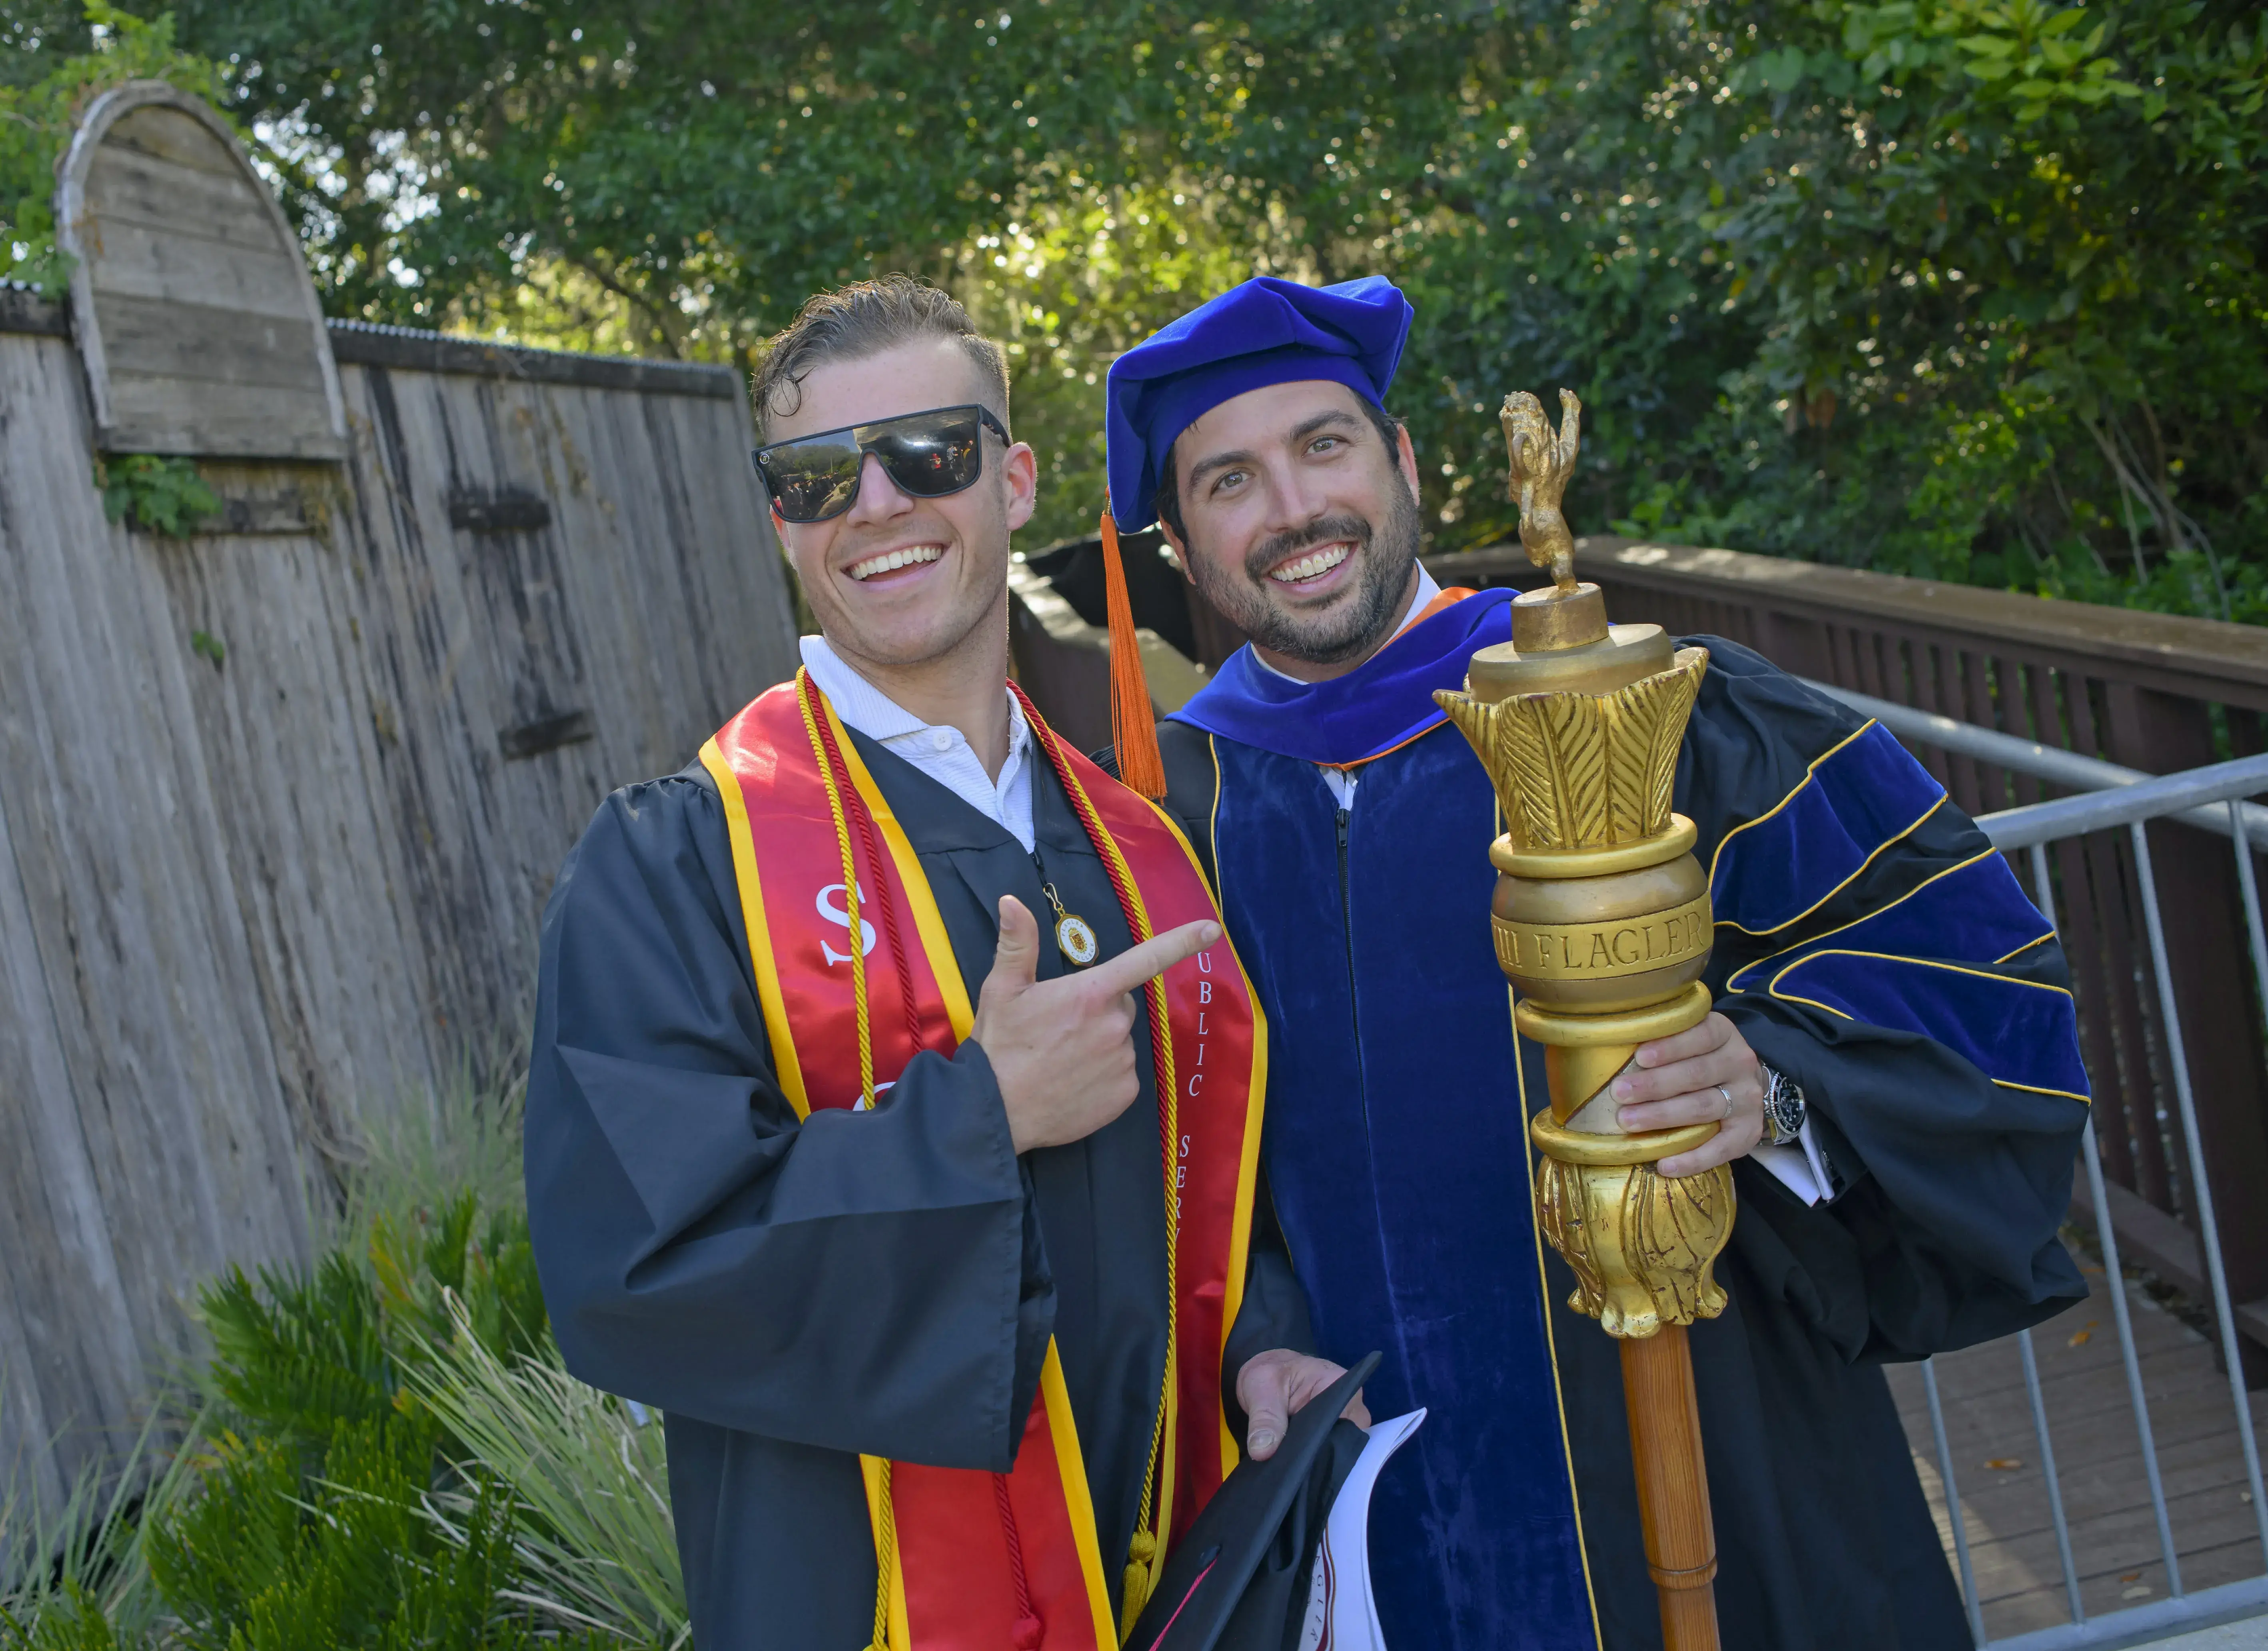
[970,895,1221,1153]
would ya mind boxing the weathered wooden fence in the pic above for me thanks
[1,82,797,1515]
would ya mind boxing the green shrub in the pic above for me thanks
[8,1082,679,1649]
[404,1305,687,1649]
[1,1583,122,1651]
[1,1393,210,1649]
[200,1254,395,1450]
[147,1418,535,1651]
[370,1193,549,1376]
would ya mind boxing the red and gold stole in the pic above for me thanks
[698,669,1266,1650]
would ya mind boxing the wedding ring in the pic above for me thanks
[1715,1083,1733,1119]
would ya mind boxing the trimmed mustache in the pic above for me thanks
[1245,512,1374,583]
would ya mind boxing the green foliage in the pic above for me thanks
[369,1194,549,1374]
[146,1419,536,1651]
[115,0,2261,615]
[0,6,225,290]
[7,1085,677,1649]
[2,1391,210,1647]
[2,1583,120,1651]
[93,456,222,538]
[199,1255,395,1449]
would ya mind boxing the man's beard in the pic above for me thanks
[1188,482,1424,668]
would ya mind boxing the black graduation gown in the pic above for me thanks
[1152,633,2089,1651]
[525,728,1313,1651]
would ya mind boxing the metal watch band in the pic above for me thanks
[1759,1062,1807,1147]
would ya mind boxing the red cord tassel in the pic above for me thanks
[1100,512,1167,800]
[994,1472,1045,1649]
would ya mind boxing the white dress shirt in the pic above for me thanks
[1253,566,1837,1205]
[797,635,1038,852]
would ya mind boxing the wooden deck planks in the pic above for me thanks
[1891,1264,2268,1640]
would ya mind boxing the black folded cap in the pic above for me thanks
[1128,1351,1382,1651]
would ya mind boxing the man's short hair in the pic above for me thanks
[1154,395,1404,542]
[752,275,1010,440]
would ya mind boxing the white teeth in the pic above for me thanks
[1268,542,1352,584]
[846,544,945,581]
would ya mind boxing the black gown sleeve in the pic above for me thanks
[523,774,1051,1470]
[1684,640,2090,1361]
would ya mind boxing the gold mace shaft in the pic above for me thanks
[1435,390,1731,1651]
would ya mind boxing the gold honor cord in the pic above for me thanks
[797,673,880,1115]
[792,672,894,1649]
[1037,732,1182,1636]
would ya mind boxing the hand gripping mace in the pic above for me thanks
[1435,391,1733,1651]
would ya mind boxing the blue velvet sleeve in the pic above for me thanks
[523,774,1052,1468]
[1682,640,2090,1359]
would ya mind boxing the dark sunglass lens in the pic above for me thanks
[867,410,983,498]
[763,436,862,522]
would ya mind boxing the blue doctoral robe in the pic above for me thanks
[1154,588,2088,1651]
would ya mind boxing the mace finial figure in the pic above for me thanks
[1502,388,1584,596]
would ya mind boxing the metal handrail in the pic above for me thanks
[1802,679,2268,849]
[1839,695,2268,1647]
[1977,753,2268,849]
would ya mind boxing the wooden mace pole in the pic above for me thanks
[1437,387,1735,1651]
[1623,1327,1720,1648]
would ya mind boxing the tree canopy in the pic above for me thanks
[4,0,2263,616]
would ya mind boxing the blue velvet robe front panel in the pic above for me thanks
[1206,725,1601,1651]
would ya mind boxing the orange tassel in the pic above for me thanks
[1100,512,1167,800]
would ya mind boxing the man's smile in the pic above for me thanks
[843,542,947,582]
[1264,540,1354,588]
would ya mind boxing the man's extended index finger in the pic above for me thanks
[1084,919,1221,997]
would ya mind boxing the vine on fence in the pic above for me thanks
[94,455,221,538]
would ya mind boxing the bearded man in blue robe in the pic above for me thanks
[1104,275,2091,1651]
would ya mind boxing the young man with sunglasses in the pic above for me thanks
[525,276,1341,1650]
[1103,276,2090,1651]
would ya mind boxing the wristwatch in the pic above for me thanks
[1759,1063,1807,1147]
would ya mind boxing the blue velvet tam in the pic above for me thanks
[1104,275,1414,531]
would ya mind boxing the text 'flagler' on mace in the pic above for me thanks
[1436,391,1733,1651]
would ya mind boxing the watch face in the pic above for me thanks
[1763,1070,1804,1143]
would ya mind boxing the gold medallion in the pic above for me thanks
[1056,913,1099,967]
[1040,882,1099,967]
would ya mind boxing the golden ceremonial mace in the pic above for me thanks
[1436,391,1733,1651]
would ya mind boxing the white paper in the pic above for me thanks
[1296,1408,1427,1650]
[1751,1115,1835,1205]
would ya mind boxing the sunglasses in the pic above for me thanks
[753,403,1011,524]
